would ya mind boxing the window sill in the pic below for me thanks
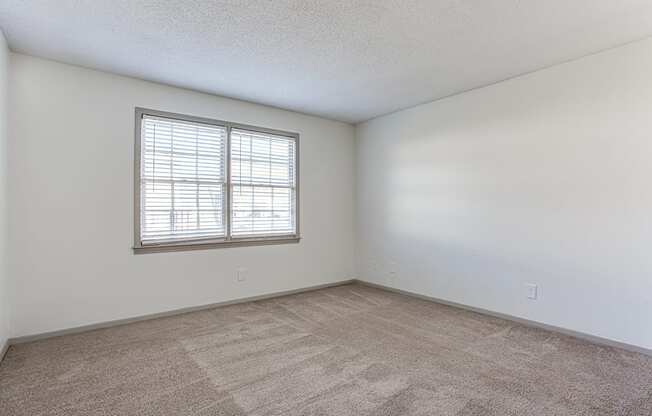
[133,236,301,254]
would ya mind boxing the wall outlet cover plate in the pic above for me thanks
[526,283,538,300]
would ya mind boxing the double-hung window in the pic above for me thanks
[134,108,299,252]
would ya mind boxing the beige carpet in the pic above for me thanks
[1,283,651,415]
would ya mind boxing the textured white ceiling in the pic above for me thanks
[2,1,652,123]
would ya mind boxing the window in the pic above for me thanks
[134,108,299,253]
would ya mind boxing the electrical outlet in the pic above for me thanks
[368,258,378,278]
[388,261,398,284]
[237,267,248,282]
[526,283,538,300]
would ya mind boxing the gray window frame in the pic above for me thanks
[133,107,300,254]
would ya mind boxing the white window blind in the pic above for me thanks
[140,115,226,244]
[136,109,299,251]
[230,129,296,237]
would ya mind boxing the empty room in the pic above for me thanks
[1,1,652,415]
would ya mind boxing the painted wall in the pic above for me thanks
[8,54,356,338]
[0,31,9,348]
[356,38,652,350]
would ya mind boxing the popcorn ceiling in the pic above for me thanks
[1,0,651,123]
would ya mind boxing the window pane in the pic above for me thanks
[140,115,226,243]
[230,129,296,237]
[138,112,298,247]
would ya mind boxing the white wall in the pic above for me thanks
[356,38,652,350]
[8,54,356,338]
[0,31,9,348]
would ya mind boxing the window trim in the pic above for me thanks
[133,107,300,254]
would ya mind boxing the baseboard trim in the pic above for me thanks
[0,339,8,364]
[8,279,356,345]
[7,278,650,358]
[354,279,652,357]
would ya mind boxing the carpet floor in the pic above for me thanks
[1,283,651,415]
